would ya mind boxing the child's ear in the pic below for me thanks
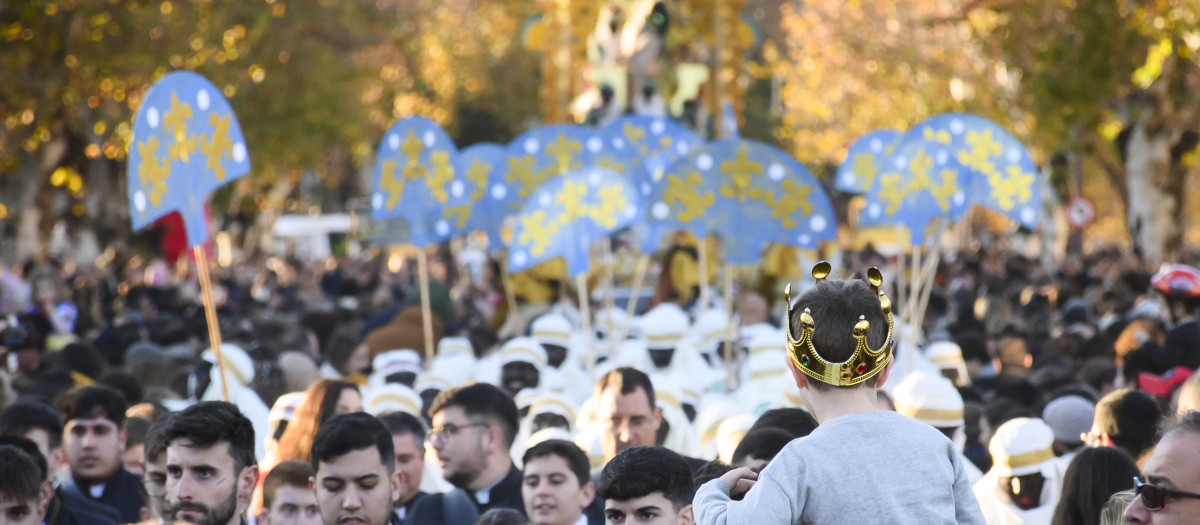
[875,356,896,387]
[785,353,808,390]
[677,503,695,525]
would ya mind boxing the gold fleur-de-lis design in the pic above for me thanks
[163,93,195,164]
[519,210,558,256]
[590,184,628,229]
[200,113,234,181]
[427,151,454,203]
[466,159,490,201]
[379,160,404,210]
[506,156,538,199]
[931,169,958,212]
[903,150,933,196]
[623,122,645,144]
[987,165,1034,210]
[555,179,589,224]
[850,152,878,189]
[137,137,171,207]
[664,173,715,222]
[922,127,951,144]
[763,179,813,229]
[401,131,423,163]
[959,129,1001,174]
[544,134,581,174]
[719,149,763,202]
[879,172,906,215]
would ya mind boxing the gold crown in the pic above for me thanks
[784,261,894,387]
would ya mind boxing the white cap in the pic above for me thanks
[745,348,789,381]
[988,417,1057,477]
[500,337,548,369]
[692,308,730,350]
[370,349,423,386]
[437,337,474,358]
[515,388,540,412]
[893,371,964,428]
[529,393,576,424]
[365,383,422,416]
[594,307,630,338]
[746,329,785,357]
[525,427,575,451]
[531,314,572,349]
[716,413,756,464]
[414,372,452,393]
[641,304,689,350]
[925,340,964,367]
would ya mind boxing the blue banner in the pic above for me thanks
[457,143,510,250]
[836,129,901,195]
[371,116,459,247]
[858,138,970,246]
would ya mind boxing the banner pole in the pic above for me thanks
[194,246,230,401]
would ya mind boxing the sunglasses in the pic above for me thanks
[1133,477,1200,511]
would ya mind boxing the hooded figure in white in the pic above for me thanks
[973,418,1065,525]
[196,344,271,460]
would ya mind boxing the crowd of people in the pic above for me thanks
[1,240,1200,525]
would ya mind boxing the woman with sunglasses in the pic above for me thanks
[1124,411,1200,524]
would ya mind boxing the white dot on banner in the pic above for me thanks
[935,150,949,165]
[954,191,965,206]
[435,220,450,236]
[613,137,626,150]
[147,107,160,129]
[1006,147,1021,163]
[450,180,464,198]
[197,89,211,111]
[798,234,812,245]
[843,172,857,185]
[810,215,828,232]
[652,202,669,220]
[677,142,689,155]
[768,163,785,181]
[1020,207,1036,224]
[538,192,552,208]
[524,139,539,154]
[587,137,602,153]
[512,251,527,267]
[232,143,247,163]
[869,138,883,153]
[134,191,147,212]
[651,120,665,134]
[641,182,652,196]
[491,184,507,200]
[372,193,384,210]
[423,130,436,147]
[624,204,637,219]
[388,133,400,151]
[587,171,602,187]
[868,203,881,218]
[697,154,713,171]
[950,119,965,135]
[894,155,907,170]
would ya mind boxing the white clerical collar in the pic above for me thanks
[473,472,507,505]
[572,515,587,525]
[88,483,106,498]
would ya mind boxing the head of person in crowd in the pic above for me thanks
[597,446,695,525]
[0,442,51,525]
[985,418,1061,512]
[690,461,733,489]
[1051,446,1140,525]
[311,412,400,525]
[278,351,320,394]
[1124,410,1200,524]
[324,325,371,379]
[143,420,170,521]
[0,400,65,479]
[1088,388,1162,465]
[521,440,595,525]
[56,384,128,486]
[593,367,662,462]
[499,338,546,398]
[1173,372,1200,417]
[161,401,259,525]
[475,508,530,525]
[746,407,817,439]
[123,415,152,475]
[954,332,991,382]
[1043,395,1095,457]
[992,327,1033,379]
[640,305,688,370]
[258,460,321,525]
[377,411,426,509]
[429,382,519,491]
[530,314,572,369]
[893,371,965,445]
[729,428,793,471]
[276,379,361,463]
[783,265,893,415]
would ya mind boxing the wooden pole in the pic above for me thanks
[577,273,595,383]
[724,267,737,390]
[698,235,710,309]
[193,246,230,401]
[499,255,520,328]
[895,232,907,318]
[601,240,618,354]
[619,254,650,341]
[416,248,436,363]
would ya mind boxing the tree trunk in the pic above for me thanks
[1124,117,1181,264]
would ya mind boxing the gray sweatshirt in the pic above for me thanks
[694,411,986,524]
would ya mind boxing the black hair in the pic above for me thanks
[311,412,394,474]
[160,401,257,472]
[748,408,817,439]
[145,419,168,463]
[97,370,144,406]
[0,436,48,481]
[522,439,590,488]
[125,416,152,450]
[324,324,363,375]
[0,400,64,450]
[691,460,733,488]
[1050,447,1140,525]
[56,385,127,427]
[474,508,529,525]
[788,278,889,390]
[1094,388,1162,460]
[378,411,427,449]
[58,342,106,380]
[429,383,519,449]
[731,428,795,467]
[594,367,656,411]
[0,444,44,502]
[597,446,694,512]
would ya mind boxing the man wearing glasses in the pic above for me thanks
[409,382,524,522]
[1125,410,1200,524]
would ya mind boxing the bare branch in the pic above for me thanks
[1084,129,1130,209]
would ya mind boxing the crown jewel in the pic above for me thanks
[785,261,894,387]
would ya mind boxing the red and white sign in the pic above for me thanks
[1066,196,1096,230]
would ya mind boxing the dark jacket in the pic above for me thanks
[61,467,145,524]
[47,485,122,525]
[407,465,527,524]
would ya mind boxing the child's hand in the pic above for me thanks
[720,467,758,500]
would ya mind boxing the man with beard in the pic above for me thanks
[310,413,401,525]
[409,382,523,522]
[161,401,259,525]
[57,385,145,523]
[591,368,706,476]
[498,338,546,398]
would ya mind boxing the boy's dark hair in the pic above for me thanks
[691,460,733,488]
[731,428,795,467]
[97,370,145,406]
[594,367,656,410]
[160,401,257,472]
[311,412,394,474]
[125,416,152,450]
[145,419,169,463]
[1094,388,1162,460]
[378,411,427,449]
[475,508,529,525]
[263,460,314,510]
[0,444,44,502]
[597,446,694,512]
[0,436,48,481]
[522,439,590,488]
[430,383,519,449]
[748,408,817,438]
[56,385,128,426]
[0,400,64,449]
[788,278,889,391]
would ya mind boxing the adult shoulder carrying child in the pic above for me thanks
[693,262,986,525]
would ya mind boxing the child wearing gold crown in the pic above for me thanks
[693,262,986,524]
